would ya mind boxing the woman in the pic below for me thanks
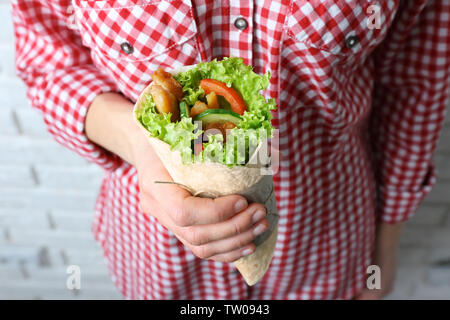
[12,0,450,299]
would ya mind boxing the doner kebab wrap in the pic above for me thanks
[133,57,278,286]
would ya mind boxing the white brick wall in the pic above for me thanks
[0,0,449,300]
[0,1,121,299]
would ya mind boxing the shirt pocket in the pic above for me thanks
[279,0,399,133]
[285,0,399,63]
[72,0,198,62]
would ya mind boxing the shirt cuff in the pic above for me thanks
[377,165,436,223]
[35,65,123,171]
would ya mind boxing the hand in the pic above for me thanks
[133,142,270,262]
[85,92,270,263]
[355,222,404,300]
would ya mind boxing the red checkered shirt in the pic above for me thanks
[12,0,450,299]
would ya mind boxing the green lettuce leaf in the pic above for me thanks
[136,94,201,162]
[135,57,276,166]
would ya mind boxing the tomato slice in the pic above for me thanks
[199,79,247,115]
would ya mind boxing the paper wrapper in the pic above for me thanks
[133,65,278,286]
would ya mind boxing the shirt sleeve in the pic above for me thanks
[369,0,450,223]
[12,0,123,170]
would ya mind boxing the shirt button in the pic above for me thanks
[345,35,359,49]
[364,1,374,12]
[120,41,134,54]
[234,17,248,30]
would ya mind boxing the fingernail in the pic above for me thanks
[234,199,247,213]
[253,223,267,236]
[252,210,266,224]
[242,248,254,256]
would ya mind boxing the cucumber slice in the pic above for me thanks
[193,109,242,126]
[179,101,189,118]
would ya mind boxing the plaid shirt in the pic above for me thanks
[13,0,450,299]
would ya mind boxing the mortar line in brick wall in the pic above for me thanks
[72,289,81,296]
[37,246,52,268]
[437,205,450,226]
[442,205,450,226]
[46,211,56,230]
[11,110,23,135]
[60,249,69,265]
[30,165,40,186]
[18,259,30,279]
[3,227,11,242]
[431,257,450,269]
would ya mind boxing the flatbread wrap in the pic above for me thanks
[133,57,278,286]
